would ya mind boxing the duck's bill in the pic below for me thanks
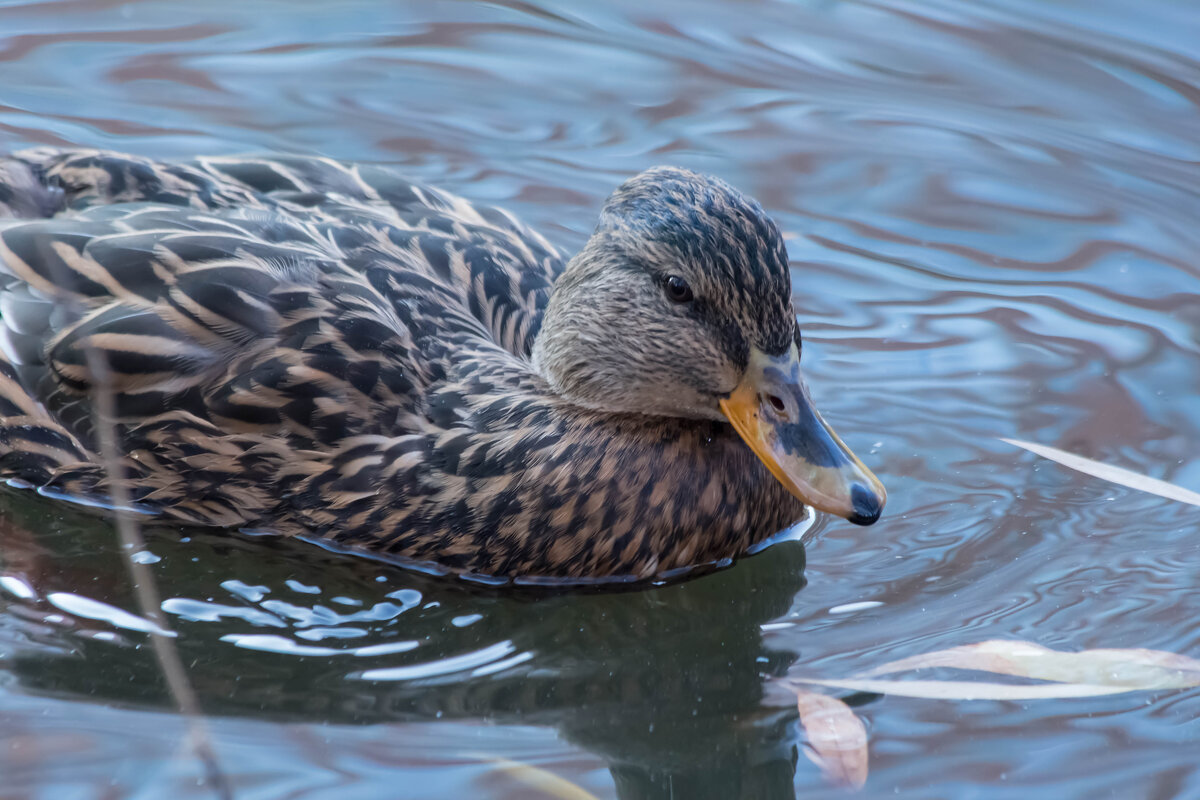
[719,346,886,525]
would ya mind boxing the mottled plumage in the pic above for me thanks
[0,148,883,580]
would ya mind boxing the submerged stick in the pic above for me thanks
[86,349,233,800]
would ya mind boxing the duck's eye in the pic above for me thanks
[664,275,694,303]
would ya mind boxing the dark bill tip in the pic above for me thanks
[846,483,883,526]
[719,346,887,527]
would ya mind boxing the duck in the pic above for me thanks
[0,148,885,581]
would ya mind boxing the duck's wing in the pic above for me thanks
[0,149,569,530]
[0,198,469,522]
[11,148,566,356]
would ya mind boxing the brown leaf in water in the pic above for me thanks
[857,640,1200,690]
[795,689,868,789]
[1002,438,1200,507]
[784,640,1200,786]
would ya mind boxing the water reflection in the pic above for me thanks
[0,488,811,799]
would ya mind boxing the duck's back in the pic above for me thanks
[0,148,565,527]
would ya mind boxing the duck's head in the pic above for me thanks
[532,167,885,525]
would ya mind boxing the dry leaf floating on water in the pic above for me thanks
[794,689,869,790]
[790,677,1133,701]
[857,640,1200,690]
[1001,438,1200,507]
[476,755,603,800]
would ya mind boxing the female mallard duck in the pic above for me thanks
[0,148,885,580]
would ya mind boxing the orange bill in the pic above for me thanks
[719,346,886,525]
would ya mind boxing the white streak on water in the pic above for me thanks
[0,575,36,601]
[829,601,885,615]
[47,592,175,637]
[355,641,519,681]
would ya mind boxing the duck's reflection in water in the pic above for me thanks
[0,493,811,799]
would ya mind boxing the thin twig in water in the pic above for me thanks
[85,349,233,800]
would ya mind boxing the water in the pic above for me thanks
[0,0,1198,797]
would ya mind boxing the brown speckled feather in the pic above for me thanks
[0,148,802,579]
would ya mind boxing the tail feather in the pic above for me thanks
[0,354,92,485]
[0,153,90,486]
